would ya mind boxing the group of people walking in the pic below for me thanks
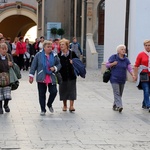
[0,31,150,115]
[0,32,83,115]
[29,38,81,115]
[106,40,150,113]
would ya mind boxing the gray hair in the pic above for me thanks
[43,40,52,48]
[116,44,126,53]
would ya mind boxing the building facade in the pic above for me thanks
[36,0,82,41]
[1,0,150,68]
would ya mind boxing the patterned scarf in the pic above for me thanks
[143,49,150,72]
[42,50,54,75]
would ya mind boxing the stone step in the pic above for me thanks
[95,45,104,68]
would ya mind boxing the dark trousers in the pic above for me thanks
[0,100,9,108]
[17,54,24,70]
[37,82,57,112]
[24,58,30,70]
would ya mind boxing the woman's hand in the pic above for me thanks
[29,77,33,84]
[132,75,137,81]
[8,61,13,67]
[50,67,55,72]
[70,59,73,64]
[111,61,118,67]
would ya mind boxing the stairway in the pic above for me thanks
[95,45,104,68]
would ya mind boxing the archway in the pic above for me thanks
[0,3,37,41]
[98,0,105,45]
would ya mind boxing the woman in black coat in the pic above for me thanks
[58,38,78,112]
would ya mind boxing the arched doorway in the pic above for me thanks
[98,0,105,45]
[0,2,37,41]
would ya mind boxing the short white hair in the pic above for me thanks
[116,44,126,53]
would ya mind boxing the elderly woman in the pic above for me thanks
[58,38,78,112]
[106,44,135,113]
[0,43,13,114]
[134,40,150,112]
[29,40,61,116]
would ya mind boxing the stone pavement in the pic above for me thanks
[0,69,150,150]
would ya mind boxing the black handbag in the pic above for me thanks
[55,72,62,84]
[140,72,149,82]
[103,68,111,83]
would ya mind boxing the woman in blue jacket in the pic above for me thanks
[29,40,61,115]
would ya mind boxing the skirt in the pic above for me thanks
[0,86,11,101]
[59,79,76,101]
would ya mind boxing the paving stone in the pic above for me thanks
[0,69,149,149]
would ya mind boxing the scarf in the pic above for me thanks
[42,50,54,75]
[143,49,150,72]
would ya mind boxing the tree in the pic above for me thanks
[57,28,65,37]
[50,27,57,38]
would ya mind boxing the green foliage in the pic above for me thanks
[50,27,57,35]
[57,28,65,36]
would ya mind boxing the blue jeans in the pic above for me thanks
[37,82,57,112]
[141,81,150,108]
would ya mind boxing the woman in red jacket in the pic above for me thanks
[16,36,27,70]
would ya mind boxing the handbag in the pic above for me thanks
[103,68,111,83]
[0,72,10,87]
[12,63,21,79]
[24,52,30,59]
[6,53,21,90]
[140,72,149,82]
[9,67,19,90]
[55,72,62,84]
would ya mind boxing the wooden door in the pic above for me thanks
[98,10,104,45]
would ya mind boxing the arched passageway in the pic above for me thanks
[0,2,37,40]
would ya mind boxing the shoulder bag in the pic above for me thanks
[103,68,111,83]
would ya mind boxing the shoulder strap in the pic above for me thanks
[6,53,12,61]
[70,50,72,59]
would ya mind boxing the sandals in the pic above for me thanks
[69,107,75,112]
[62,106,67,111]
[62,106,75,112]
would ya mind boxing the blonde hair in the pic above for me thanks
[143,40,150,45]
[59,38,70,49]
[43,40,52,48]
[116,44,126,53]
[0,42,8,50]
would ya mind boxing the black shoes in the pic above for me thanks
[4,106,10,112]
[113,105,123,113]
[0,106,10,114]
[142,105,149,109]
[113,105,117,111]
[0,108,3,114]
[118,107,123,113]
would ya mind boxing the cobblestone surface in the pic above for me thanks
[0,69,150,150]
